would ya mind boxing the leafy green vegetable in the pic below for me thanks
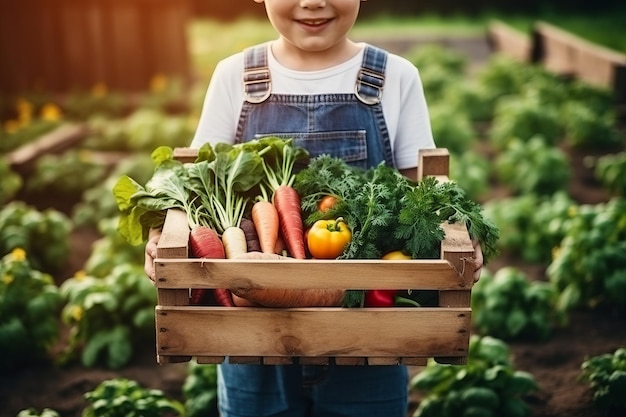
[0,249,62,373]
[83,378,184,417]
[183,361,219,417]
[412,335,537,417]
[472,267,564,341]
[295,156,500,262]
[579,348,626,412]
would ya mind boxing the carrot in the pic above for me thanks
[240,217,261,252]
[188,225,232,306]
[251,199,279,254]
[222,226,248,258]
[272,185,306,259]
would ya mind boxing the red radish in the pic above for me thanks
[251,199,279,254]
[188,226,234,307]
[272,185,306,259]
[189,226,225,259]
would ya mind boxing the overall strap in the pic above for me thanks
[355,45,387,105]
[243,43,271,103]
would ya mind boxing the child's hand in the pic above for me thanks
[144,229,162,283]
[472,239,484,282]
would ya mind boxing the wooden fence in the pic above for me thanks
[0,0,192,95]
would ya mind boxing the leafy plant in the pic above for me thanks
[82,378,184,417]
[0,156,22,204]
[429,103,477,155]
[59,264,157,369]
[489,92,562,150]
[449,150,491,202]
[547,197,626,311]
[472,267,564,341]
[579,348,626,413]
[561,101,622,150]
[182,361,219,417]
[17,408,61,417]
[0,202,72,274]
[25,149,108,195]
[482,192,576,264]
[494,136,570,196]
[592,152,626,197]
[411,335,538,417]
[0,249,62,372]
[73,153,155,227]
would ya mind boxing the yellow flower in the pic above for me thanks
[74,270,87,281]
[11,248,27,262]
[41,103,63,122]
[70,305,84,321]
[91,82,108,98]
[16,98,33,127]
[567,206,578,218]
[150,73,168,93]
[2,274,14,285]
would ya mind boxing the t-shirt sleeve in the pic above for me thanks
[387,57,436,170]
[190,55,244,148]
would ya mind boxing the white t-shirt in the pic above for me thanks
[191,42,435,170]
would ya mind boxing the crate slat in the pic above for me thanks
[156,307,470,361]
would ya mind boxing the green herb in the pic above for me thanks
[295,156,500,261]
[579,348,626,412]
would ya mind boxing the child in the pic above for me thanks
[145,1,484,416]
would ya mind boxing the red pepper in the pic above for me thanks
[364,290,397,307]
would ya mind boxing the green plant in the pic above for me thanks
[547,197,626,311]
[592,152,626,197]
[494,136,570,196]
[25,149,108,195]
[17,408,61,417]
[0,156,22,204]
[561,101,622,150]
[482,192,577,264]
[59,264,157,369]
[82,378,184,417]
[472,267,564,341]
[429,103,477,155]
[183,361,219,417]
[449,150,490,202]
[411,335,538,417]
[489,93,562,150]
[0,249,62,372]
[579,348,626,413]
[0,202,72,274]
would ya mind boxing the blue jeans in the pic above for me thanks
[218,362,409,417]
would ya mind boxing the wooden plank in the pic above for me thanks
[487,20,531,62]
[418,148,449,181]
[154,258,468,290]
[7,124,91,173]
[156,307,471,359]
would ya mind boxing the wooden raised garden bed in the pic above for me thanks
[487,20,532,62]
[154,148,475,366]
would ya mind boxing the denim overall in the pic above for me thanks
[218,44,409,417]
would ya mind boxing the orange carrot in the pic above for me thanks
[251,199,279,254]
[273,185,306,259]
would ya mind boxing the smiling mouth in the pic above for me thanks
[298,19,332,26]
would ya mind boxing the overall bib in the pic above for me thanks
[218,44,409,417]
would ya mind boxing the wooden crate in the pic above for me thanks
[154,148,475,366]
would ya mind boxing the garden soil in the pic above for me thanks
[2,37,626,417]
